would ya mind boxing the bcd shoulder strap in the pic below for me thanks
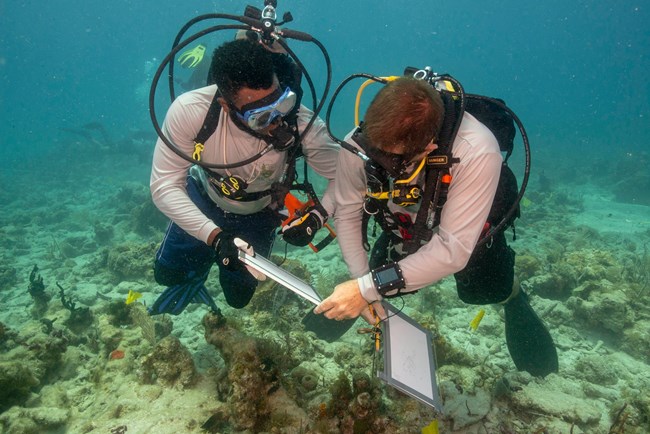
[402,90,462,254]
[192,89,305,206]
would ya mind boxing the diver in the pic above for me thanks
[148,36,338,316]
[313,76,558,377]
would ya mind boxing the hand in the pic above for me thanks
[281,207,324,247]
[233,238,266,281]
[213,230,244,271]
[314,279,367,321]
[360,302,387,325]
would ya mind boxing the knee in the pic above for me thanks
[220,269,257,308]
[154,261,185,286]
[223,286,256,309]
[226,297,252,309]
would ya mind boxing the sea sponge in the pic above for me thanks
[106,242,157,280]
[568,283,634,335]
[140,336,197,388]
[515,253,542,281]
[0,361,40,411]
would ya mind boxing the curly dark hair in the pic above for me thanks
[208,39,275,99]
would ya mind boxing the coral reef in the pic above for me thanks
[0,361,40,412]
[57,282,94,332]
[0,321,70,415]
[93,221,115,244]
[27,265,51,318]
[568,283,634,336]
[203,312,286,431]
[140,336,198,389]
[129,303,158,346]
[2,147,650,433]
[108,183,168,236]
[0,262,17,291]
[0,406,69,434]
[105,242,158,281]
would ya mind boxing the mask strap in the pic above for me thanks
[239,86,285,113]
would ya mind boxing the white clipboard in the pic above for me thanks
[377,302,443,412]
[238,250,322,305]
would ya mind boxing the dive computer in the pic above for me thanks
[371,262,406,298]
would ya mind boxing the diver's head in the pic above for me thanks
[210,39,276,104]
[210,39,297,138]
[363,77,444,163]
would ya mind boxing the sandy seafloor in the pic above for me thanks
[1,144,649,434]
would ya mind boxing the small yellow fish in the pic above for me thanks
[520,197,532,208]
[125,289,142,305]
[421,419,439,434]
[469,309,486,332]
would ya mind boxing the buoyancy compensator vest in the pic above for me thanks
[346,68,528,255]
[149,1,334,211]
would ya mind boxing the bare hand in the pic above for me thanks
[314,279,367,320]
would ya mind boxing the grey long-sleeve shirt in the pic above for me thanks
[333,112,503,301]
[151,85,339,244]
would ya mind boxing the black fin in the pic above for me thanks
[504,291,559,377]
[302,310,357,343]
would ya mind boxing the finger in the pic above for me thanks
[314,300,329,314]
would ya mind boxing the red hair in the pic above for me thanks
[363,77,444,157]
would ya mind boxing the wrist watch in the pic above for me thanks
[371,262,406,298]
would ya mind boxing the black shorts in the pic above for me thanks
[454,232,515,305]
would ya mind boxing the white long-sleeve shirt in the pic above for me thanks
[151,85,339,244]
[333,112,503,301]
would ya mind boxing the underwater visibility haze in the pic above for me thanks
[1,1,649,433]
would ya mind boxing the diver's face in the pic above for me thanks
[225,76,283,134]
[380,140,438,166]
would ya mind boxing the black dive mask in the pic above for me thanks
[365,147,409,179]
[352,127,408,178]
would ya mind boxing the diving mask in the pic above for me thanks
[236,86,297,131]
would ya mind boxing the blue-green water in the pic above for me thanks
[2,1,648,160]
[1,1,649,433]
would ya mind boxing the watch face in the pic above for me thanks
[376,267,399,285]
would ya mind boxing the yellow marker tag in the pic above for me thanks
[192,142,205,161]
[421,419,439,434]
[125,289,143,305]
[469,309,486,331]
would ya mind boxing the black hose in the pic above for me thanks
[468,94,531,246]
[149,16,333,170]
[168,13,256,100]
[324,73,387,158]
[149,24,268,169]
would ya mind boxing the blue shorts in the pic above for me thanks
[154,176,280,308]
